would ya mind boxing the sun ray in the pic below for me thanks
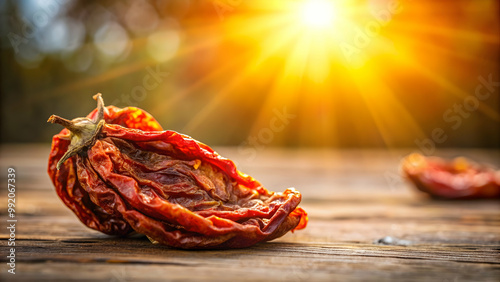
[349,67,427,147]
[246,31,311,139]
[150,51,244,115]
[392,50,500,121]
[408,33,497,67]
[149,10,300,116]
[34,58,156,102]
[179,49,271,134]
[393,21,500,44]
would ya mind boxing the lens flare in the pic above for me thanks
[301,0,336,28]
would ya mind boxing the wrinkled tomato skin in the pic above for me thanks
[48,105,307,249]
[48,106,162,236]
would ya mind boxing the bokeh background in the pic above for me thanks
[1,0,499,149]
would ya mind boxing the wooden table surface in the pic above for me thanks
[1,144,499,281]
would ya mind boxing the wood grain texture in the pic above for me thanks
[1,144,499,281]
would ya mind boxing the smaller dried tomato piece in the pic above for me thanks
[401,153,500,199]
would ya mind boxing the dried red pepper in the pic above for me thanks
[47,94,307,249]
[402,153,500,199]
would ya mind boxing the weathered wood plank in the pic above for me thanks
[2,241,500,282]
[8,238,500,264]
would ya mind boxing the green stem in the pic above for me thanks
[48,94,106,170]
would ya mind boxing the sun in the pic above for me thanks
[300,0,337,29]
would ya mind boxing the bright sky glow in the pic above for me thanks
[301,0,336,28]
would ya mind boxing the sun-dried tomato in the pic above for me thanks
[401,153,500,199]
[47,94,307,249]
